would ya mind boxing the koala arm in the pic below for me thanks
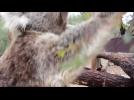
[55,12,124,60]
[43,13,125,86]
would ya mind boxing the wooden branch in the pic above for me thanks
[76,68,133,87]
[97,52,134,80]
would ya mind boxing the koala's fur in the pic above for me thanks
[0,12,124,87]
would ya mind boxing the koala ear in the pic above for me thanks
[57,12,68,26]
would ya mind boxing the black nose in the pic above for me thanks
[120,24,126,35]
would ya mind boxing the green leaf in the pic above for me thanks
[56,49,66,58]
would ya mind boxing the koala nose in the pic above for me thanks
[25,23,32,30]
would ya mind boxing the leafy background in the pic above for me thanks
[0,19,8,55]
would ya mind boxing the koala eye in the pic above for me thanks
[25,23,32,30]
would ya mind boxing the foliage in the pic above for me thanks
[68,12,92,25]
[123,15,134,44]
[0,19,9,55]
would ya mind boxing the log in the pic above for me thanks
[76,68,133,87]
[97,52,134,80]
[98,52,134,58]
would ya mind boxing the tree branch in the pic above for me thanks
[76,68,133,87]
[97,52,134,80]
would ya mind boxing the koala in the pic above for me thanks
[0,12,125,87]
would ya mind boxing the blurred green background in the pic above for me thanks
[0,19,8,56]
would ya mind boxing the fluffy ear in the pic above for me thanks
[57,12,68,26]
[0,12,29,34]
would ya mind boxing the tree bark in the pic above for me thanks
[97,52,134,80]
[76,68,133,87]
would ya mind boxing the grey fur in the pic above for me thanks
[0,12,124,87]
